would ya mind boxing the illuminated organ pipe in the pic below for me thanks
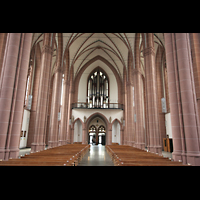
[88,69,108,108]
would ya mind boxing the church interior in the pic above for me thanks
[0,33,200,166]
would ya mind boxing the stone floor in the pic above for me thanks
[77,144,114,166]
[19,148,31,157]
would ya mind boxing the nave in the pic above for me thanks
[0,143,187,166]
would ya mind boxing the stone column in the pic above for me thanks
[156,45,166,150]
[0,33,32,160]
[71,124,74,144]
[49,34,63,147]
[190,33,200,126]
[59,80,69,145]
[0,33,8,77]
[31,33,54,152]
[126,50,135,146]
[165,33,185,162]
[120,125,124,145]
[26,43,41,147]
[123,66,127,145]
[107,123,112,145]
[82,122,87,144]
[48,67,62,147]
[60,49,69,145]
[96,129,99,145]
[133,68,145,150]
[143,33,162,155]
[165,33,200,165]
[66,66,74,144]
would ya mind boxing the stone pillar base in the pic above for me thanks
[187,153,200,166]
[135,143,145,150]
[127,141,132,146]
[9,148,19,159]
[0,149,5,160]
[173,151,200,166]
[48,141,59,148]
[172,151,185,163]
[3,148,20,160]
[31,143,45,153]
[147,145,162,155]
[59,140,67,146]
[3,149,10,160]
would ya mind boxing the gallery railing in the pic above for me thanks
[72,102,124,110]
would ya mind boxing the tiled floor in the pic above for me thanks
[162,151,172,159]
[77,144,114,166]
[19,148,31,157]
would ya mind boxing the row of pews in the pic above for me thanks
[106,145,187,166]
[0,144,90,166]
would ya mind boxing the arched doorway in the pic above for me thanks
[88,124,106,145]
[112,120,120,145]
[88,125,96,144]
[74,119,82,143]
[86,113,109,145]
[98,125,106,145]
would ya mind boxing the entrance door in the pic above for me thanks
[102,135,106,145]
[98,125,106,145]
[88,125,96,144]
[88,124,106,145]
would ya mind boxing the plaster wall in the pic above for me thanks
[72,109,123,124]
[112,120,120,144]
[74,119,82,142]
[88,117,106,129]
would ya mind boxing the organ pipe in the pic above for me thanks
[88,69,108,108]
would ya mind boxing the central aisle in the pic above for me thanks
[77,144,114,166]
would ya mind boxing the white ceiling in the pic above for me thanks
[32,33,165,79]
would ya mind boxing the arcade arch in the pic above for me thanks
[85,112,109,145]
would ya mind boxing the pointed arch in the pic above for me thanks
[73,55,122,104]
[73,118,83,143]
[85,112,110,145]
[85,112,109,127]
[111,118,122,127]
[112,118,121,145]
[72,117,84,127]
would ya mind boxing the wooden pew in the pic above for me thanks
[106,145,186,166]
[0,144,90,166]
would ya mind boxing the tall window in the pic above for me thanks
[87,68,109,108]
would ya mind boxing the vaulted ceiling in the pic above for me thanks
[31,33,165,79]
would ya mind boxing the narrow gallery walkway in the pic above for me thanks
[77,144,114,166]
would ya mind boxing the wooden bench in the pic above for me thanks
[106,145,187,166]
[0,144,90,166]
[111,143,119,145]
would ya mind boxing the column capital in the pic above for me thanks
[41,45,54,55]
[54,65,62,74]
[126,81,133,87]
[133,68,143,75]
[143,47,155,56]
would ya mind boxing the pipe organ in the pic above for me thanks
[88,69,108,108]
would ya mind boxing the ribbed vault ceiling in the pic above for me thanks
[31,33,165,79]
